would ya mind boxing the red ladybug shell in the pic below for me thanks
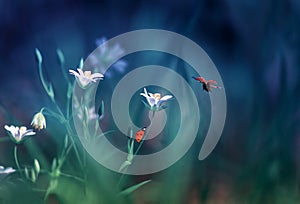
[193,76,207,83]
[135,127,146,142]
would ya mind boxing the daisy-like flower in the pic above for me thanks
[4,125,36,144]
[69,68,104,89]
[0,166,15,180]
[140,88,173,110]
[31,111,46,130]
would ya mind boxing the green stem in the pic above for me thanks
[60,172,85,182]
[39,168,84,182]
[116,168,129,190]
[40,107,45,113]
[38,62,48,95]
[134,111,156,156]
[39,68,83,169]
[38,62,54,102]
[58,51,70,84]
[53,103,65,119]
[117,111,156,190]
[42,107,62,120]
[51,98,84,169]
[65,123,84,168]
[58,144,72,168]
[66,93,71,119]
[14,145,22,176]
[66,82,74,119]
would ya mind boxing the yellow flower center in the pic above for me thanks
[19,127,27,136]
[153,93,161,101]
[84,71,92,78]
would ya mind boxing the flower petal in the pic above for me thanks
[157,95,173,107]
[69,69,79,77]
[3,167,15,174]
[77,68,84,76]
[91,73,104,79]
[4,125,11,131]
[160,95,173,101]
[23,130,36,136]
[4,125,18,136]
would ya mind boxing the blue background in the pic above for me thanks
[0,0,299,203]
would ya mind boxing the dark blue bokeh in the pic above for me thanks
[0,0,299,202]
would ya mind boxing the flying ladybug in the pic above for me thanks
[135,127,147,143]
[192,76,222,92]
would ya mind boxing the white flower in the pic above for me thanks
[4,125,36,144]
[0,166,15,180]
[31,111,46,130]
[140,88,173,109]
[0,166,15,174]
[69,68,104,89]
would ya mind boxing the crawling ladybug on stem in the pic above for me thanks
[135,127,147,143]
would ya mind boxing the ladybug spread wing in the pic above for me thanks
[207,80,222,90]
[207,80,217,84]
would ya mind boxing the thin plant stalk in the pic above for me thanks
[117,110,156,189]
[134,110,156,156]
[36,49,83,170]
[14,145,22,176]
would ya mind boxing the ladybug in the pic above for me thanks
[135,127,146,142]
[192,76,221,92]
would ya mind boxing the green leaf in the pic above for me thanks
[128,140,134,156]
[67,82,73,99]
[24,167,29,180]
[48,84,55,101]
[31,169,36,182]
[34,159,40,174]
[51,158,57,172]
[141,100,152,110]
[79,58,83,68]
[35,48,42,64]
[119,180,151,196]
[64,135,69,149]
